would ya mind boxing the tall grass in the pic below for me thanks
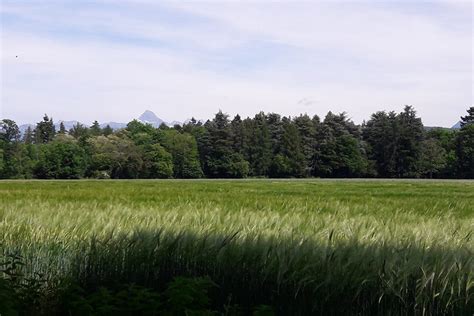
[1,180,473,314]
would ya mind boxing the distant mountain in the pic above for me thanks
[451,121,462,129]
[424,126,450,131]
[56,120,80,131]
[13,111,230,136]
[424,121,463,131]
[100,122,127,130]
[19,124,34,135]
[138,110,164,127]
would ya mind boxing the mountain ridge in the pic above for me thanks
[18,110,187,134]
[16,110,461,135]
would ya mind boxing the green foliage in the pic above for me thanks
[22,126,34,144]
[34,114,56,144]
[252,305,275,316]
[69,122,90,140]
[272,117,306,177]
[159,129,203,178]
[0,119,21,143]
[314,112,367,177]
[89,120,102,137]
[201,111,249,178]
[88,134,142,179]
[419,138,447,178]
[63,284,163,315]
[141,143,173,179]
[294,114,317,175]
[102,125,113,136]
[396,105,424,177]
[126,120,157,143]
[164,276,216,314]
[0,253,50,315]
[0,107,473,179]
[0,148,4,175]
[58,122,66,134]
[363,106,424,177]
[459,106,474,127]
[242,113,272,176]
[455,124,474,178]
[362,111,399,177]
[34,135,87,179]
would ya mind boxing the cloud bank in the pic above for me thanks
[1,0,472,126]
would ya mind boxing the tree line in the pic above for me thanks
[0,106,473,179]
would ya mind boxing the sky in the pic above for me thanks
[1,0,472,127]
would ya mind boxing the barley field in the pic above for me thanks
[1,180,473,315]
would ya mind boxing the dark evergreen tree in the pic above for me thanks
[420,138,446,178]
[460,106,474,127]
[363,111,400,177]
[34,114,56,144]
[266,113,284,155]
[90,120,102,136]
[69,123,89,139]
[455,107,474,178]
[396,105,424,177]
[22,126,34,144]
[58,122,66,134]
[202,111,249,178]
[315,112,367,177]
[102,124,113,136]
[269,117,306,177]
[294,114,316,175]
[0,107,471,180]
[230,114,245,154]
[425,128,457,178]
[245,112,272,176]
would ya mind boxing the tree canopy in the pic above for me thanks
[0,106,472,179]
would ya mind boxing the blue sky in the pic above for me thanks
[1,0,472,126]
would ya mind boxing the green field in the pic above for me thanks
[1,180,473,315]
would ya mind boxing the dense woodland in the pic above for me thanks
[0,106,473,179]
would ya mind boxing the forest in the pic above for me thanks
[1,106,473,179]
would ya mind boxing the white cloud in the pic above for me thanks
[1,1,472,126]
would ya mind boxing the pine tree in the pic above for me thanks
[59,122,66,134]
[268,117,305,177]
[230,114,244,154]
[102,125,113,136]
[315,112,367,177]
[90,120,102,136]
[203,111,248,178]
[34,114,56,144]
[363,111,400,177]
[294,114,316,175]
[246,112,272,176]
[396,105,423,177]
[460,106,474,127]
[69,123,89,139]
[23,126,34,144]
[266,113,284,154]
[455,107,474,178]
[420,138,446,178]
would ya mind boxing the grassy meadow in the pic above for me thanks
[0,180,473,315]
